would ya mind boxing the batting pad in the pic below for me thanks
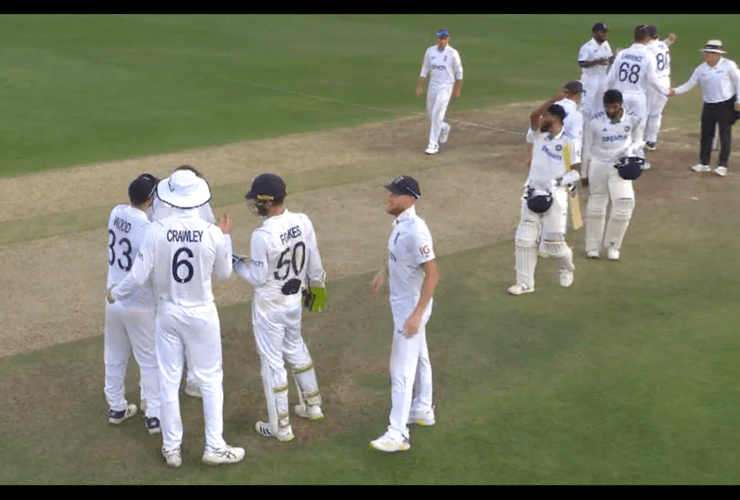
[585,194,608,253]
[604,198,635,251]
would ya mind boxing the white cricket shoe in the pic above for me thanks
[255,421,294,442]
[202,445,245,466]
[586,250,599,259]
[425,145,439,155]
[558,270,574,288]
[607,247,620,260]
[646,141,657,151]
[715,166,727,176]
[370,432,410,452]
[185,385,202,398]
[294,404,324,421]
[439,123,451,144]
[408,408,435,426]
[507,283,534,295]
[691,164,711,172]
[642,161,651,171]
[162,447,182,468]
[109,404,137,425]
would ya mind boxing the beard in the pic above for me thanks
[607,109,620,119]
[540,122,552,133]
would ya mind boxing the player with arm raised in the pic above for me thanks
[644,25,677,150]
[232,174,327,443]
[107,169,243,469]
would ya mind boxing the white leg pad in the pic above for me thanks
[603,198,635,252]
[514,216,539,288]
[585,194,608,253]
[543,235,575,272]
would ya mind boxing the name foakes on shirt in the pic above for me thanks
[280,225,301,245]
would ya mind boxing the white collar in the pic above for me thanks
[609,111,627,124]
[394,204,416,224]
[547,128,565,141]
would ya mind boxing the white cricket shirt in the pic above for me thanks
[673,57,740,104]
[151,194,215,224]
[607,43,669,96]
[111,208,232,308]
[420,45,463,88]
[646,38,673,81]
[525,127,581,191]
[106,204,155,310]
[582,109,645,175]
[233,209,326,308]
[578,38,613,79]
[554,98,584,147]
[387,205,435,310]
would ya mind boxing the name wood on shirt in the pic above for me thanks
[280,225,302,245]
[167,230,203,243]
[113,216,131,233]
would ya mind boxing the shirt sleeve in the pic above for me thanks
[581,119,593,178]
[674,66,701,95]
[212,229,233,281]
[111,225,155,301]
[420,48,430,78]
[567,138,581,166]
[663,38,673,48]
[233,230,270,287]
[728,61,740,99]
[412,223,435,266]
[454,50,463,80]
[578,43,591,62]
[302,216,326,288]
[526,126,536,144]
[201,204,216,224]
[647,54,670,95]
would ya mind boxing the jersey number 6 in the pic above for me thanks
[172,247,194,283]
[618,62,641,84]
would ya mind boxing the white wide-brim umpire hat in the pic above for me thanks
[701,40,726,54]
[156,169,212,209]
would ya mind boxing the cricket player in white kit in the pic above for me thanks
[606,25,670,169]
[509,95,581,296]
[232,173,327,443]
[578,23,615,123]
[150,165,216,400]
[417,28,463,155]
[582,89,646,261]
[104,174,161,434]
[644,25,677,150]
[107,169,244,468]
[370,175,439,452]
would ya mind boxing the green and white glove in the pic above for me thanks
[303,281,327,312]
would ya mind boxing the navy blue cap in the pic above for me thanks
[592,23,608,32]
[646,25,658,37]
[436,29,450,37]
[128,173,159,205]
[246,173,287,200]
[385,175,421,199]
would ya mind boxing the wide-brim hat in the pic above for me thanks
[701,40,726,54]
[156,169,212,209]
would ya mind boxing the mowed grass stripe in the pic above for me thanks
[0,196,738,484]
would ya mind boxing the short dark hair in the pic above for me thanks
[603,89,623,105]
[634,25,649,41]
[175,165,203,178]
[546,104,566,124]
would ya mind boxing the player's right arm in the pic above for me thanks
[581,119,594,185]
[303,216,326,289]
[530,93,565,130]
[417,48,430,97]
[233,231,269,287]
[109,224,157,302]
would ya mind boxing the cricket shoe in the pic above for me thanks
[185,385,202,398]
[109,404,137,425]
[144,416,161,435]
[425,145,439,155]
[370,432,410,452]
[558,270,574,288]
[715,166,727,177]
[202,445,245,466]
[586,250,599,259]
[642,161,651,171]
[507,283,534,296]
[646,141,656,151]
[294,404,324,421]
[162,447,182,468]
[408,408,435,426]
[255,421,294,442]
[439,123,451,144]
[607,247,620,260]
[691,164,711,172]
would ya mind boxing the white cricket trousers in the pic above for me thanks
[585,160,635,254]
[104,302,160,419]
[622,92,647,124]
[252,296,321,431]
[580,75,607,121]
[156,301,227,452]
[426,85,453,149]
[386,299,434,442]
[646,80,669,143]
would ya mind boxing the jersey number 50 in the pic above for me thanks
[275,241,306,281]
[618,62,641,84]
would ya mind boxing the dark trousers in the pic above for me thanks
[700,96,735,167]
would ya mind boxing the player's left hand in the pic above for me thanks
[452,89,461,99]
[106,286,115,304]
[404,313,422,337]
[218,214,232,234]
[668,33,677,42]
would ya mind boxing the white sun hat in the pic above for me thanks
[156,169,212,209]
[700,40,726,54]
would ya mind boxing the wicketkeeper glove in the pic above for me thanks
[302,282,327,312]
[232,254,247,268]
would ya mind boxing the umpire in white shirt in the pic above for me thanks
[669,40,740,177]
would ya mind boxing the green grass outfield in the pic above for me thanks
[0,14,730,177]
[1,15,740,484]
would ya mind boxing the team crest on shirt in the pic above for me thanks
[625,126,630,132]
[556,145,563,152]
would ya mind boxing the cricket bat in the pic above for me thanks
[563,144,583,231]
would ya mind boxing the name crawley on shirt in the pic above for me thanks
[166,230,204,243]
